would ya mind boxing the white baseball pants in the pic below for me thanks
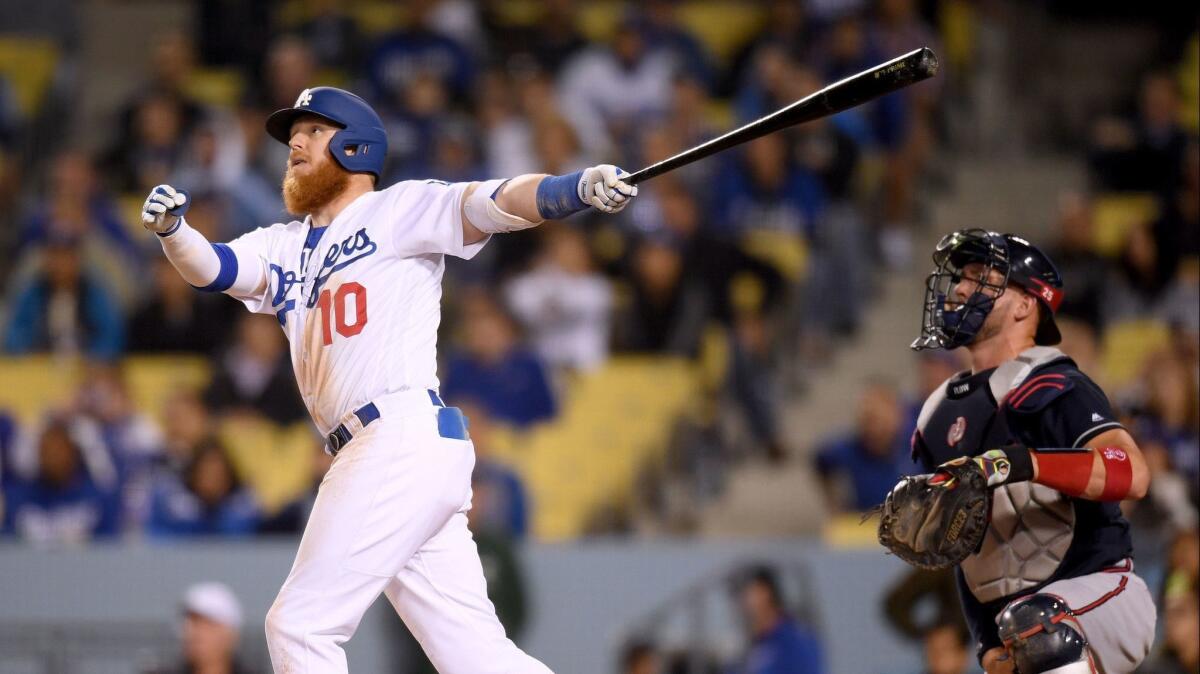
[264,405,553,674]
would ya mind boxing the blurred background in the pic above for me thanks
[0,0,1196,673]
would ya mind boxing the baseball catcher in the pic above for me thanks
[878,230,1156,674]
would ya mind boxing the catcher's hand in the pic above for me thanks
[876,456,996,571]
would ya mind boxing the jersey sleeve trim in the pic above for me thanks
[194,243,239,292]
[1072,422,1125,448]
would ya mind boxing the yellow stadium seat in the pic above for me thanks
[0,36,60,118]
[1092,193,1159,257]
[1099,320,1171,391]
[123,355,212,427]
[0,356,80,424]
[524,356,699,540]
[823,512,882,549]
[739,229,808,282]
[676,1,766,61]
[186,68,245,108]
[218,417,318,515]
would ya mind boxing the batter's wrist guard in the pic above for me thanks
[535,170,587,220]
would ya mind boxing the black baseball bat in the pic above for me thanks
[625,47,939,185]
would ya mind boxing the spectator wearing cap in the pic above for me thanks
[729,566,824,674]
[145,440,260,538]
[145,581,259,674]
[3,234,125,359]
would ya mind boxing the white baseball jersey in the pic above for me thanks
[224,180,486,434]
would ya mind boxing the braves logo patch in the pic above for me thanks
[947,416,967,447]
[1102,447,1127,462]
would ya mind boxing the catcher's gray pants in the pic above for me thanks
[1000,559,1155,674]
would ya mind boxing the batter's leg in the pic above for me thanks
[265,420,475,673]
[385,510,554,674]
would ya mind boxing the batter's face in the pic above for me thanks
[282,115,349,215]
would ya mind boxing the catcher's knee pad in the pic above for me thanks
[998,594,1094,674]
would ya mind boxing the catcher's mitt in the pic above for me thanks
[876,462,992,571]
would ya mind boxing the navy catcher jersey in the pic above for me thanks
[912,347,1133,658]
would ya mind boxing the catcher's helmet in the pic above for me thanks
[266,87,388,180]
[912,229,1064,351]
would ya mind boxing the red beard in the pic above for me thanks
[282,155,349,215]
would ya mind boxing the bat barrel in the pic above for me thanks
[626,47,938,185]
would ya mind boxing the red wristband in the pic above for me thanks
[1031,449,1093,496]
[1097,447,1133,501]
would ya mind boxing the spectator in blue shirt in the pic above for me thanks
[3,234,125,360]
[459,401,529,539]
[442,291,556,428]
[730,566,824,674]
[814,380,909,513]
[146,439,259,538]
[2,421,120,544]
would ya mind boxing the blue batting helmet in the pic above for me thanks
[265,87,388,180]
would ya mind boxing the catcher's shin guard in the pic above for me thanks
[998,594,1096,674]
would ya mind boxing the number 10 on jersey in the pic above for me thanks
[316,282,368,346]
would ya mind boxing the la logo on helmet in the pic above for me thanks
[296,89,313,107]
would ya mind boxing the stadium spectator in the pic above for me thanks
[506,225,613,373]
[619,640,662,674]
[713,134,825,239]
[145,439,260,538]
[458,401,529,539]
[204,313,308,425]
[487,0,586,76]
[556,11,675,158]
[729,565,824,674]
[3,234,124,359]
[103,31,202,193]
[144,581,259,674]
[915,622,971,674]
[613,233,709,356]
[641,0,715,89]
[1047,191,1108,333]
[72,363,165,531]
[814,380,908,512]
[442,290,557,427]
[293,0,365,73]
[18,151,139,264]
[127,256,235,354]
[160,390,217,469]
[729,308,788,463]
[883,568,966,642]
[1104,219,1199,327]
[1090,70,1189,194]
[168,114,287,238]
[1140,531,1199,674]
[365,0,475,104]
[1,421,120,545]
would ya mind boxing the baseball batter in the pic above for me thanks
[140,86,637,673]
[889,230,1157,673]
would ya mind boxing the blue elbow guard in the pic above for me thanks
[535,171,587,220]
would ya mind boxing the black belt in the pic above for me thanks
[327,390,446,454]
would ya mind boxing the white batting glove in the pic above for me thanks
[141,184,191,235]
[578,165,637,214]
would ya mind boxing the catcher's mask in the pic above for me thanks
[912,229,1064,351]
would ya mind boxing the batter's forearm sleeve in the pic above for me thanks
[158,219,267,297]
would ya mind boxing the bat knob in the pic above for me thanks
[917,47,939,78]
